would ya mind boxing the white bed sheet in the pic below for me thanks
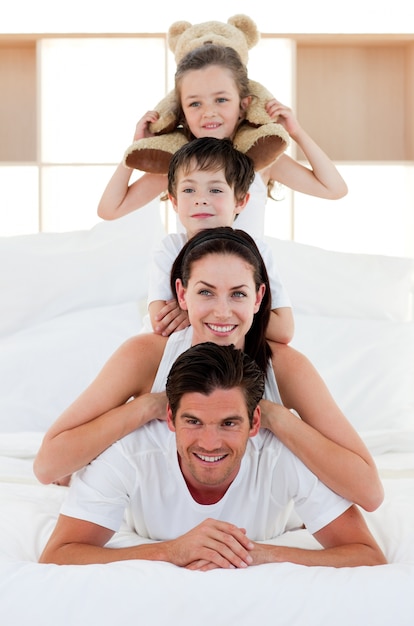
[1,430,413,626]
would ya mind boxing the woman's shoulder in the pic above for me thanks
[115,332,168,372]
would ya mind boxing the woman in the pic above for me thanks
[34,228,383,511]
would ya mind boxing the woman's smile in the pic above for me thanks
[176,253,264,350]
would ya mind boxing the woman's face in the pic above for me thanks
[179,65,250,141]
[176,252,265,350]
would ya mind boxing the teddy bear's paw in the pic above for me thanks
[233,123,290,170]
[123,133,189,174]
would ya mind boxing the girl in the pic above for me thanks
[34,227,383,513]
[97,45,347,238]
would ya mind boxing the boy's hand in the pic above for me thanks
[154,299,190,336]
[133,110,160,141]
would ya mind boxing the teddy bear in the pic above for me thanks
[123,14,289,174]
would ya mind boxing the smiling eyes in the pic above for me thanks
[181,187,223,194]
[184,418,239,428]
[188,97,229,108]
[197,289,247,299]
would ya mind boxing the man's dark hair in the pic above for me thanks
[166,342,265,426]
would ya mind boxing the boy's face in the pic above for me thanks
[170,166,249,238]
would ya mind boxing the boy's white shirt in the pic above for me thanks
[146,232,291,311]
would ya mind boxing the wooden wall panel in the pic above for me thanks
[296,44,407,161]
[0,44,36,162]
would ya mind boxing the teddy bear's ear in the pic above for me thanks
[168,21,192,54]
[227,14,260,50]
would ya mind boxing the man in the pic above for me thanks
[39,343,386,570]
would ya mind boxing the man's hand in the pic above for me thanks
[167,518,254,570]
[154,299,190,336]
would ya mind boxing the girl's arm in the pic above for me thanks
[263,343,384,512]
[97,111,167,220]
[34,333,168,485]
[263,99,348,199]
[265,307,294,345]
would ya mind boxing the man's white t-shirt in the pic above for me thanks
[62,420,351,541]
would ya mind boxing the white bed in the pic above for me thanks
[1,205,414,626]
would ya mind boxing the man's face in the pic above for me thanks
[167,387,260,504]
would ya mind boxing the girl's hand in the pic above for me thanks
[133,110,160,141]
[265,99,301,137]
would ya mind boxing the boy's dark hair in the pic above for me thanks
[170,226,272,374]
[166,342,265,426]
[168,137,255,204]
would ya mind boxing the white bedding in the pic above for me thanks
[1,210,414,625]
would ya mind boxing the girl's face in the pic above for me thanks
[176,252,265,350]
[179,65,250,141]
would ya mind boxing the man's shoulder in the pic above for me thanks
[249,428,284,456]
[116,420,172,457]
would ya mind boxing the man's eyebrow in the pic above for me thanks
[178,412,245,422]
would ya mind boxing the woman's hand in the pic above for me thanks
[132,391,169,425]
[259,398,289,432]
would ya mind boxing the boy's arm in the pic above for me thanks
[149,299,190,336]
[147,233,190,336]
[266,307,294,344]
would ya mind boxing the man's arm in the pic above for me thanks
[39,515,255,569]
[250,505,387,568]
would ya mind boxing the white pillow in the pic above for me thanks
[265,237,414,321]
[291,314,414,432]
[0,201,164,338]
[0,303,144,432]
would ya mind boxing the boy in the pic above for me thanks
[146,137,294,344]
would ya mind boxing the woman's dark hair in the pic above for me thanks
[174,44,250,139]
[170,227,272,373]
